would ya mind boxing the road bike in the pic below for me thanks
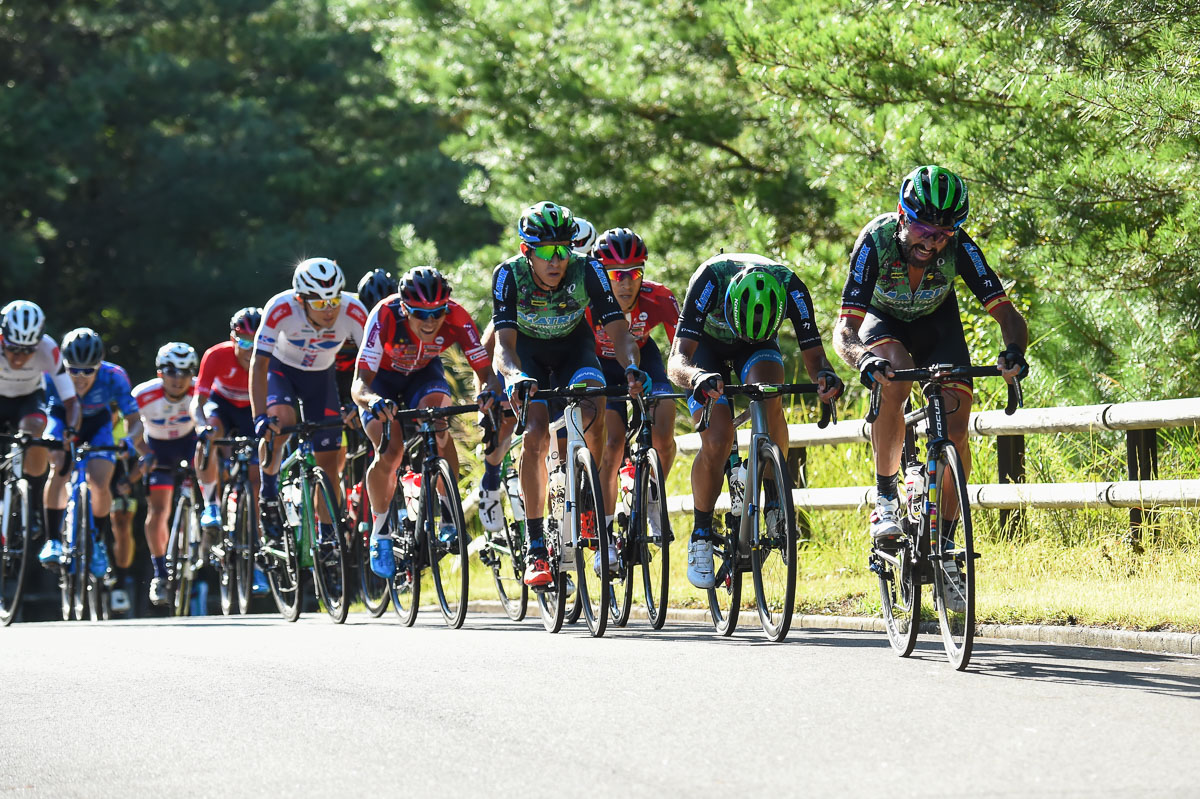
[607,391,685,630]
[211,435,257,615]
[160,455,206,617]
[0,433,58,625]
[343,415,389,617]
[699,383,835,642]
[381,403,477,629]
[475,408,529,622]
[260,417,350,623]
[58,441,126,620]
[866,363,1022,670]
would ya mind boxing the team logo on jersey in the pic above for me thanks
[435,336,444,344]
[852,245,871,283]
[696,281,714,310]
[267,303,293,327]
[964,242,987,277]
[494,267,509,300]
[531,291,548,307]
[789,290,811,320]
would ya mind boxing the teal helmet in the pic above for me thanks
[724,267,786,342]
[899,165,969,228]
[517,201,576,244]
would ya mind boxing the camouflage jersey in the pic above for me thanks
[839,213,1011,324]
[676,253,822,349]
[491,253,623,340]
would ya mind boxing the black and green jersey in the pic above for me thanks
[676,253,822,349]
[839,213,1011,323]
[491,253,623,340]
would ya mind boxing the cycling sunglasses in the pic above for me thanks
[68,366,98,376]
[305,295,343,311]
[905,218,956,242]
[530,244,571,261]
[607,267,643,283]
[235,336,254,350]
[3,344,37,356]
[405,303,447,321]
[159,366,194,378]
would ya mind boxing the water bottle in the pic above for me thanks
[225,488,238,529]
[503,466,525,522]
[281,482,302,527]
[725,452,747,516]
[618,459,636,516]
[402,470,422,521]
[904,464,925,521]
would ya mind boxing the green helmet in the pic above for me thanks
[724,267,786,342]
[899,165,969,228]
[518,201,576,244]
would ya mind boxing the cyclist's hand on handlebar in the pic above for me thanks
[253,414,278,439]
[196,425,214,444]
[476,390,500,413]
[690,372,723,405]
[816,369,845,402]
[370,398,399,423]
[998,345,1029,383]
[625,365,650,397]
[857,354,893,389]
[340,402,360,426]
[505,377,537,414]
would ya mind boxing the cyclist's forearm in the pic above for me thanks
[994,305,1029,351]
[833,318,870,368]
[249,354,269,417]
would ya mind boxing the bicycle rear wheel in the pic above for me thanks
[218,482,239,615]
[169,493,196,618]
[573,449,610,638]
[264,500,303,622]
[706,514,742,635]
[750,440,797,642]
[232,484,255,615]
[351,480,389,617]
[875,527,921,657]
[390,491,421,627]
[639,451,670,630]
[931,443,976,670]
[427,459,469,629]
[0,480,30,626]
[310,468,349,624]
[609,495,635,629]
[67,490,90,621]
[486,512,528,622]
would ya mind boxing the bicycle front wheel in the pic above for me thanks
[639,450,671,630]
[609,487,635,629]
[487,514,528,622]
[218,482,238,615]
[706,516,743,636]
[390,491,421,627]
[169,493,197,618]
[931,443,976,670]
[68,490,91,621]
[573,449,610,638]
[0,480,30,626]
[351,480,389,617]
[427,459,469,629]
[750,440,797,642]
[309,468,350,624]
[232,484,255,616]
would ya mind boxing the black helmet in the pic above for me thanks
[398,266,451,309]
[230,307,263,338]
[357,268,399,310]
[62,328,105,368]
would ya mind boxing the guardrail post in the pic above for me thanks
[1126,428,1159,546]
[788,446,814,543]
[997,434,1025,536]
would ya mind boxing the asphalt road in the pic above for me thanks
[3,613,1199,798]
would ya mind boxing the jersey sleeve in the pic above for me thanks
[584,259,624,327]
[954,232,1012,316]
[109,364,138,417]
[343,297,369,348]
[676,265,719,342]
[42,338,76,400]
[783,272,823,351]
[449,303,491,372]
[255,296,290,358]
[839,229,882,323]
[491,263,518,332]
[356,304,385,373]
[648,284,680,343]
[194,345,218,400]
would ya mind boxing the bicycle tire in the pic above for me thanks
[264,486,303,622]
[706,518,743,635]
[876,523,921,657]
[535,559,568,633]
[389,489,421,627]
[750,440,797,642]
[931,443,976,670]
[233,484,255,616]
[427,459,469,628]
[640,449,670,630]
[69,486,90,621]
[609,468,636,628]
[352,479,389,617]
[218,482,238,615]
[309,467,349,624]
[0,479,30,626]
[486,494,528,622]
[169,492,196,618]
[573,448,610,638]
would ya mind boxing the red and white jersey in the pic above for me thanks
[357,297,491,376]
[195,341,249,407]
[585,280,680,359]
[254,291,368,372]
[0,334,76,400]
[133,378,196,441]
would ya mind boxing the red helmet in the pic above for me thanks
[594,228,647,267]
[398,266,451,309]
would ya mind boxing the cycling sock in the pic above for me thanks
[200,480,217,504]
[152,556,167,580]
[46,508,65,541]
[95,514,112,543]
[481,461,502,491]
[260,470,278,499]
[876,472,899,500]
[526,517,546,555]
[28,472,47,519]
[371,511,390,540]
[693,508,714,532]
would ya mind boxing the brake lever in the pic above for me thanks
[865,382,882,424]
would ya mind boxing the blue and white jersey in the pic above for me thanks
[45,361,138,419]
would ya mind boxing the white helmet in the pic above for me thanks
[571,218,598,257]
[156,341,198,372]
[1,300,45,348]
[292,257,345,300]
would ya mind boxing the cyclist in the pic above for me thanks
[832,165,1028,571]
[491,201,645,588]
[352,266,500,578]
[571,217,598,257]
[192,307,261,530]
[39,329,142,589]
[0,301,78,547]
[130,342,199,606]
[584,227,680,559]
[667,254,845,589]
[251,258,367,545]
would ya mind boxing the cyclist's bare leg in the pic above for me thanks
[314,447,344,524]
[363,416,403,521]
[744,359,788,459]
[45,449,69,528]
[689,401,734,513]
[519,402,551,523]
[866,341,916,477]
[651,399,677,477]
[257,403,297,478]
[942,385,973,522]
[85,458,115,518]
[580,379,605,467]
[196,416,226,504]
[145,488,172,557]
[111,507,135,568]
[19,414,48,479]
[600,407,625,518]
[420,391,458,479]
